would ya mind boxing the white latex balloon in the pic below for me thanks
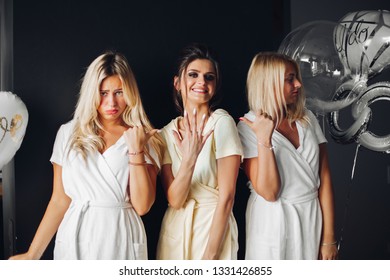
[0,91,29,169]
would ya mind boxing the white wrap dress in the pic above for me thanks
[50,121,158,260]
[237,109,327,260]
[156,109,243,260]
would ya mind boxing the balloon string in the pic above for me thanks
[350,143,360,181]
[338,143,360,253]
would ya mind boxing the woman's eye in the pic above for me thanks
[188,72,198,78]
[100,92,108,96]
[205,74,215,81]
[115,91,123,96]
[285,76,295,84]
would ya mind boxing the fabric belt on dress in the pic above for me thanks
[71,200,133,259]
[280,190,318,205]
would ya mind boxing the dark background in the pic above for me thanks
[1,0,389,260]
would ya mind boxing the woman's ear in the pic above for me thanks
[173,76,180,91]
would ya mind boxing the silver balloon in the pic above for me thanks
[337,10,390,78]
[279,21,367,115]
[328,81,390,153]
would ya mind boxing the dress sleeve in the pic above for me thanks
[214,115,243,160]
[237,119,258,159]
[306,110,327,144]
[50,124,68,166]
[145,141,162,170]
[160,128,172,165]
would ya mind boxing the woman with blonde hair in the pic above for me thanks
[238,52,338,260]
[9,50,163,260]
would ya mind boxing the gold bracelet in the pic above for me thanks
[321,241,337,246]
[128,161,147,166]
[128,150,144,156]
[258,141,275,150]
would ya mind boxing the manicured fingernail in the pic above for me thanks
[239,117,244,121]
[202,114,206,120]
[193,108,196,115]
[184,110,187,117]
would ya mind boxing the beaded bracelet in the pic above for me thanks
[258,141,275,150]
[321,241,338,246]
[128,161,147,166]
[128,150,144,156]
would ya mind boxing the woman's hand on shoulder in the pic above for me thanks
[240,110,275,143]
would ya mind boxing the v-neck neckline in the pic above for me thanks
[99,134,125,156]
[274,121,303,151]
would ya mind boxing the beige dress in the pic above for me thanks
[156,109,243,260]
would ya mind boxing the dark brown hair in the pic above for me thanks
[173,43,222,114]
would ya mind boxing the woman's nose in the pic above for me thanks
[107,93,117,105]
[295,79,302,89]
[197,75,206,84]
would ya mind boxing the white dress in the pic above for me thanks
[237,109,327,260]
[50,121,159,260]
[156,109,243,260]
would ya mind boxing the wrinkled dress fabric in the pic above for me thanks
[50,121,158,260]
[237,110,326,260]
[156,109,243,260]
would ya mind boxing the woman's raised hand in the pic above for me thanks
[124,124,157,153]
[173,108,213,161]
[240,110,275,145]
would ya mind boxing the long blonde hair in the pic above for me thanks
[69,50,164,166]
[246,52,308,126]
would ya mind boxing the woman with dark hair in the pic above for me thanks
[156,43,243,260]
[9,51,164,260]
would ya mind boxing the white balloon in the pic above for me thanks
[0,91,29,169]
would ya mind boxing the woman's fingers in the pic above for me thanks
[239,117,253,128]
[197,113,206,136]
[256,109,273,120]
[183,110,192,136]
[146,128,158,138]
[191,108,197,137]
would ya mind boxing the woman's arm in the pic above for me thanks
[202,155,241,259]
[9,163,71,260]
[124,126,160,215]
[162,111,213,209]
[318,143,338,260]
[242,145,280,201]
[128,159,158,216]
[161,155,197,209]
[240,115,280,201]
